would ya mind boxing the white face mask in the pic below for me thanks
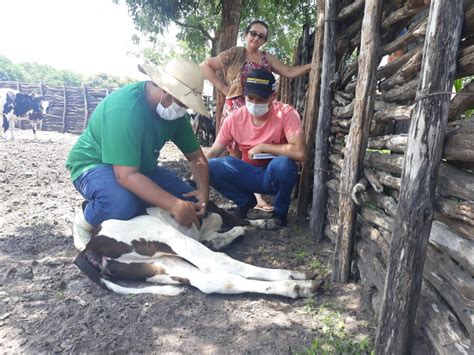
[156,99,187,121]
[245,100,269,117]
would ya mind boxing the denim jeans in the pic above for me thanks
[73,164,195,226]
[208,156,298,218]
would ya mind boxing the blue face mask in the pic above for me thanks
[156,101,187,120]
[245,100,269,117]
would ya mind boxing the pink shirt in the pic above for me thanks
[216,101,303,167]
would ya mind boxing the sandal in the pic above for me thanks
[254,204,274,212]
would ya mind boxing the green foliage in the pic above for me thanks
[0,55,132,89]
[298,303,374,355]
[0,55,25,81]
[242,0,316,63]
[309,259,330,276]
[454,77,474,118]
[294,248,310,261]
[135,39,182,66]
[120,0,316,65]
[121,0,217,63]
[85,72,134,88]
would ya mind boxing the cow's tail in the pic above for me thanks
[74,251,184,296]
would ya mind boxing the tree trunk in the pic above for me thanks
[374,2,464,353]
[214,0,242,132]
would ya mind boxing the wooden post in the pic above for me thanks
[310,0,336,241]
[374,1,463,353]
[297,0,325,219]
[294,24,310,113]
[16,81,23,129]
[82,84,89,130]
[39,82,45,131]
[62,83,67,133]
[332,0,382,282]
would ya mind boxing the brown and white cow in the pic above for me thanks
[75,204,323,298]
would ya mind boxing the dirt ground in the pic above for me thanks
[0,129,374,354]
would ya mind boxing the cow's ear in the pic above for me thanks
[30,92,38,98]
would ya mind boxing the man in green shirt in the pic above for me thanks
[66,58,210,251]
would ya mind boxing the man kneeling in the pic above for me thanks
[206,69,306,226]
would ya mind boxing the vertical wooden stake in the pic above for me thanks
[39,82,45,131]
[332,0,382,282]
[375,1,463,353]
[62,83,67,133]
[16,81,23,129]
[297,0,325,219]
[310,0,336,241]
[82,84,89,130]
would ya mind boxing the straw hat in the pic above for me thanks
[138,59,209,116]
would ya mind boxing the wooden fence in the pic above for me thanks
[0,81,111,134]
[292,1,473,353]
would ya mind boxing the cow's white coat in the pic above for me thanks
[85,207,319,298]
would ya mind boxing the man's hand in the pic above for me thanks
[183,189,207,217]
[248,143,268,159]
[170,199,201,228]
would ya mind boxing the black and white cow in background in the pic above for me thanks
[1,88,50,141]
[190,112,215,147]
[75,202,324,298]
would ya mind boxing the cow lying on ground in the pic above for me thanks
[74,202,323,298]
[1,88,50,141]
[190,113,215,147]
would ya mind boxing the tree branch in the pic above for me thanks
[173,20,214,42]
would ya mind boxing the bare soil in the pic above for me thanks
[0,130,374,354]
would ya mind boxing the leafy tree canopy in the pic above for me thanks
[120,0,316,65]
[0,55,134,88]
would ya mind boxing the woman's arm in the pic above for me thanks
[267,53,312,78]
[200,57,230,96]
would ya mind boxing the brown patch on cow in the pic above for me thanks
[106,260,166,281]
[207,201,250,227]
[86,235,133,258]
[131,238,176,256]
[170,276,190,285]
[311,277,326,295]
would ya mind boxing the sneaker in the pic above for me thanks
[72,209,94,251]
[237,194,258,219]
[271,212,288,227]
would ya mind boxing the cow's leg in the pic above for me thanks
[147,255,321,298]
[200,226,246,250]
[198,211,246,250]
[9,117,15,141]
[32,121,38,140]
[2,114,8,140]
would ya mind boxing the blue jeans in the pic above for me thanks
[208,156,298,218]
[73,164,195,226]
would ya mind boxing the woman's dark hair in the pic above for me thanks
[245,20,269,39]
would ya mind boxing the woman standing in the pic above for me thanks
[200,20,311,212]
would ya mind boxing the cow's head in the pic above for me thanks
[31,93,50,115]
[29,94,50,120]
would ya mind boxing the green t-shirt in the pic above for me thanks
[66,81,200,181]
